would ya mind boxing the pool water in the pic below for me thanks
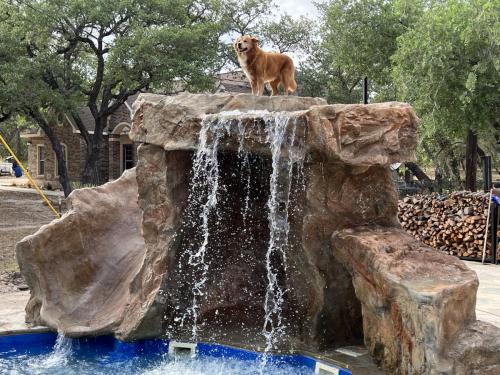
[0,333,328,375]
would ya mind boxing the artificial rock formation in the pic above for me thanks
[332,228,482,373]
[16,93,500,374]
[16,169,145,335]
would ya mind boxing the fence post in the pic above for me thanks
[363,77,368,104]
[481,155,492,192]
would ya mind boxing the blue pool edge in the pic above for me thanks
[0,331,352,375]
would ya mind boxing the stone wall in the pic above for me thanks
[108,134,121,181]
[26,122,83,186]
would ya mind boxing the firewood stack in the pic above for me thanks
[398,192,495,259]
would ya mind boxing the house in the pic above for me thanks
[214,71,252,94]
[21,72,252,188]
[21,94,139,187]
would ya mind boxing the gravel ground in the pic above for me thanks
[0,190,60,293]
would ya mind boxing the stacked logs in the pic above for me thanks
[398,192,493,259]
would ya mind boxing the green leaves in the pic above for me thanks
[260,14,313,53]
[0,0,227,120]
[393,0,499,135]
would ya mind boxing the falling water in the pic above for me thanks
[34,332,73,370]
[237,120,252,226]
[261,115,304,368]
[180,110,305,354]
[180,116,224,340]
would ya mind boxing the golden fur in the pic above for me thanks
[234,35,297,96]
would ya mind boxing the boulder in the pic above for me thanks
[445,320,500,375]
[130,92,418,165]
[332,227,500,374]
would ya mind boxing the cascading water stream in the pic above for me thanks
[179,111,305,356]
[260,115,305,372]
[180,117,223,340]
[35,332,72,370]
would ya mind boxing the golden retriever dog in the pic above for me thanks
[234,35,297,96]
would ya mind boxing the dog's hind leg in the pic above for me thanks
[256,79,265,96]
[250,80,258,95]
[270,79,280,96]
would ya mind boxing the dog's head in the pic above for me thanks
[234,35,259,54]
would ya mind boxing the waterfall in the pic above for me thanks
[180,116,224,340]
[180,110,304,350]
[261,115,304,368]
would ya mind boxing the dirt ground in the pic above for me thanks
[0,190,60,293]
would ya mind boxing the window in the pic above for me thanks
[54,144,68,177]
[37,145,45,176]
[122,144,134,172]
[56,113,64,127]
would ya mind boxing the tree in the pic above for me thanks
[393,0,500,191]
[0,116,36,162]
[6,0,226,185]
[298,45,364,103]
[317,0,422,102]
[298,0,423,103]
[260,15,312,53]
[0,2,73,195]
[223,0,274,36]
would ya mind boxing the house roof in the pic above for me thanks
[75,93,140,133]
[215,71,251,94]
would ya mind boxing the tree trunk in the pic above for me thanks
[404,168,412,183]
[448,151,463,189]
[465,128,478,192]
[51,136,72,198]
[434,166,443,193]
[30,111,72,197]
[405,162,434,190]
[81,139,104,186]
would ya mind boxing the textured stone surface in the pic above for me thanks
[116,147,192,340]
[122,93,417,349]
[16,169,145,335]
[130,92,418,165]
[445,320,500,375]
[332,227,500,374]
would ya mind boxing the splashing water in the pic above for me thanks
[40,332,72,368]
[179,110,305,354]
[1,339,314,375]
[261,115,304,369]
[180,116,224,340]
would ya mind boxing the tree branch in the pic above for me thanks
[70,110,91,146]
[405,162,434,189]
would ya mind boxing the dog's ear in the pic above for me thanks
[251,36,260,45]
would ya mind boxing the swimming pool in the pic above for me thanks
[0,333,351,375]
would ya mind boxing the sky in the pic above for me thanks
[277,0,321,19]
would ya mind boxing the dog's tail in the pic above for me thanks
[289,70,297,93]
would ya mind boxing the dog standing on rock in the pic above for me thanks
[234,35,297,96]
